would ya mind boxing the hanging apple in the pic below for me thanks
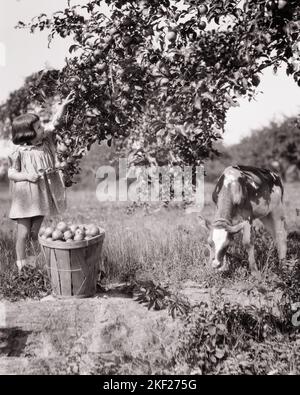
[266,0,278,11]
[57,160,68,170]
[166,30,177,42]
[160,77,170,86]
[199,20,207,30]
[57,143,68,154]
[278,0,288,9]
[199,4,208,15]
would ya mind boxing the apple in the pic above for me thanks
[109,27,119,36]
[103,36,113,46]
[75,228,85,238]
[69,225,78,233]
[252,75,261,87]
[122,85,130,93]
[69,76,80,84]
[266,0,278,11]
[57,143,68,154]
[56,221,69,233]
[44,227,54,238]
[122,16,132,28]
[64,230,74,241]
[123,36,132,46]
[90,55,97,64]
[57,161,68,169]
[67,158,75,165]
[46,237,53,242]
[166,30,177,42]
[74,234,84,242]
[39,226,46,236]
[40,234,47,240]
[144,27,153,38]
[139,0,149,10]
[199,4,208,15]
[86,225,100,237]
[278,0,288,9]
[121,98,129,107]
[199,20,207,30]
[95,63,107,73]
[94,49,102,59]
[52,230,64,241]
[79,84,87,93]
[160,77,169,86]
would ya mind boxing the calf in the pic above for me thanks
[209,165,287,272]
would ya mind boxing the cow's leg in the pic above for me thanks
[242,221,258,272]
[272,212,287,262]
[260,212,287,263]
[260,213,276,239]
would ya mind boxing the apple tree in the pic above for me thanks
[9,0,300,184]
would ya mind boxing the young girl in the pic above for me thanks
[8,92,74,273]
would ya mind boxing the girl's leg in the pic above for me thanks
[16,218,31,261]
[29,216,44,257]
[30,216,44,241]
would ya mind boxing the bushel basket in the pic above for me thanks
[39,228,105,298]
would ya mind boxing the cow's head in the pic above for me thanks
[208,220,247,271]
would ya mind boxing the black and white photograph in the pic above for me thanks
[0,0,300,377]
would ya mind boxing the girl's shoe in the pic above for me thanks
[16,259,27,274]
[26,255,37,268]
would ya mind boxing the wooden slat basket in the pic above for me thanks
[39,228,105,298]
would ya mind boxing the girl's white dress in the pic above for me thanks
[8,135,66,219]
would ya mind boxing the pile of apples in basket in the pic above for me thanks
[39,221,101,242]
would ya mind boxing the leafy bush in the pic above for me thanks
[175,301,299,375]
[0,267,51,302]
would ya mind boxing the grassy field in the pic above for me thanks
[1,181,300,283]
[1,181,300,374]
[0,182,216,283]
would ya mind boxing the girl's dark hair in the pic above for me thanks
[12,113,39,145]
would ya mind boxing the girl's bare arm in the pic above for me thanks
[8,168,39,183]
[44,92,75,134]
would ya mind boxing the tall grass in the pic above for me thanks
[0,229,15,273]
[1,182,300,298]
[100,211,210,284]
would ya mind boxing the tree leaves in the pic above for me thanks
[69,44,81,53]
[3,0,299,180]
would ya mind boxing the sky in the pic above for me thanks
[0,0,300,147]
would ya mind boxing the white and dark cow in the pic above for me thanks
[209,165,287,273]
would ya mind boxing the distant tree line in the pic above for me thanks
[205,116,300,182]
